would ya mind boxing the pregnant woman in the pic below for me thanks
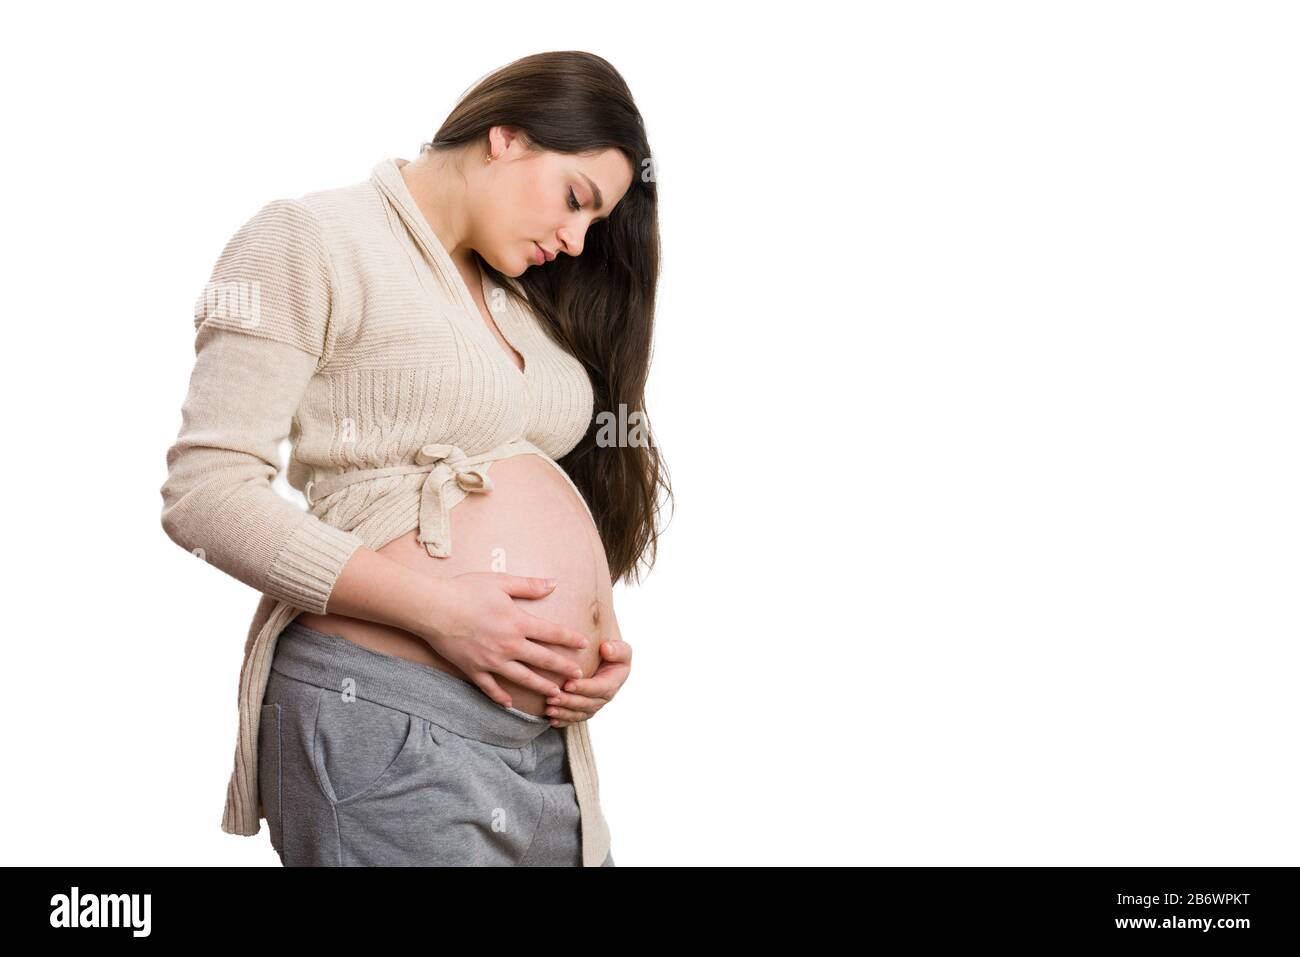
[159,51,668,866]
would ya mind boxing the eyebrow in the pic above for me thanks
[578,171,607,221]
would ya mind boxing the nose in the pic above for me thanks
[556,226,586,258]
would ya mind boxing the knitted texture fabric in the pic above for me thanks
[160,158,609,865]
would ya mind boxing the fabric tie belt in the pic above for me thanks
[303,437,539,558]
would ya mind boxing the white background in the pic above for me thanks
[1,1,1296,865]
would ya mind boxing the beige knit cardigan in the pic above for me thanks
[160,157,611,866]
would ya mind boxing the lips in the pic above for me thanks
[533,241,555,265]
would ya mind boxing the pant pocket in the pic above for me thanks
[258,703,284,857]
[311,685,422,806]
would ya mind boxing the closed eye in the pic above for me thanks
[570,187,607,224]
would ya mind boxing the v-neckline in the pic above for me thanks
[382,157,528,384]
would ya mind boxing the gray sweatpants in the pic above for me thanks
[258,620,615,866]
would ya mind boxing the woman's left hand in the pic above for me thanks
[545,639,632,727]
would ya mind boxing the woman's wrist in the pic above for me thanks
[323,546,450,640]
[393,572,454,643]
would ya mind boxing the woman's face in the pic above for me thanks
[473,129,636,276]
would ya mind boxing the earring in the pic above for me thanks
[485,152,495,165]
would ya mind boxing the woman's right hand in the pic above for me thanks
[417,572,590,709]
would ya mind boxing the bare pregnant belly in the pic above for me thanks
[295,453,618,717]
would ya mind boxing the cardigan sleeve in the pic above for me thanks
[159,199,365,613]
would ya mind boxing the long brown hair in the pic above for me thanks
[421,51,669,586]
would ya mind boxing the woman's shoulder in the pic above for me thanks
[296,177,393,267]
[293,178,436,344]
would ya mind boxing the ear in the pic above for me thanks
[493,125,528,155]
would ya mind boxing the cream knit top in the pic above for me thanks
[160,157,610,866]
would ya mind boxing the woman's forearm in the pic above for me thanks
[321,546,446,636]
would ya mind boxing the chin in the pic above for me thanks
[480,251,524,279]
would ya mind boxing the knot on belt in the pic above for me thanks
[300,441,522,559]
[412,443,494,557]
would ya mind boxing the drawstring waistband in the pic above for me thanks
[273,620,552,746]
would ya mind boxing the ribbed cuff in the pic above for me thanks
[264,516,366,613]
